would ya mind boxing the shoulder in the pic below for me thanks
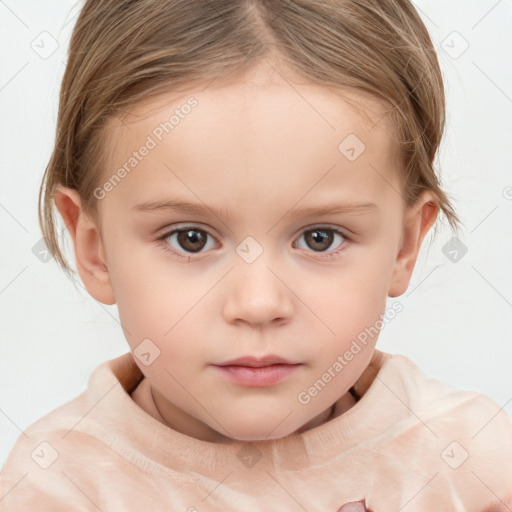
[0,353,141,511]
[376,352,512,510]
[379,351,510,432]
[427,392,511,510]
[0,393,98,511]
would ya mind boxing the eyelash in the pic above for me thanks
[156,224,350,260]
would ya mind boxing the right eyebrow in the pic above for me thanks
[132,198,236,222]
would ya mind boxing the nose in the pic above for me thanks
[222,260,294,327]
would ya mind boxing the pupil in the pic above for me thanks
[178,230,206,252]
[307,229,332,251]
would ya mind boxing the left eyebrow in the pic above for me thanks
[286,202,378,217]
[132,198,378,222]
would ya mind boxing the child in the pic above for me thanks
[1,0,511,510]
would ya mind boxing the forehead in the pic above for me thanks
[100,75,400,216]
[111,74,396,146]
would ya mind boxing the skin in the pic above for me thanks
[54,62,438,443]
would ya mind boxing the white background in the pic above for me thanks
[1,0,511,469]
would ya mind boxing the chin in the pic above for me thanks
[228,431,289,442]
[223,419,299,442]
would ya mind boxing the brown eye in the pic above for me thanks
[176,229,208,252]
[295,227,346,254]
[304,229,334,251]
[160,226,217,256]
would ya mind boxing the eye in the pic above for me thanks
[157,225,218,258]
[294,226,348,258]
[156,224,349,260]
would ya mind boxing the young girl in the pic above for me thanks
[1,0,511,510]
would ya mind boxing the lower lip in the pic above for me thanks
[213,364,301,387]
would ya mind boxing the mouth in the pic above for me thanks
[215,354,299,367]
[212,358,302,387]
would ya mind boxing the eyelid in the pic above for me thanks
[297,223,350,238]
[157,223,350,241]
[157,223,219,240]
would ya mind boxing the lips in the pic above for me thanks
[213,358,301,387]
[215,355,298,367]
[213,355,302,386]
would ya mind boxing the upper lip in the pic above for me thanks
[215,355,299,367]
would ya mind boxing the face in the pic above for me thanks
[58,64,437,442]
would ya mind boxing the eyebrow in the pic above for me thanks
[132,198,377,222]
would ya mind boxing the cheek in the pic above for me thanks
[314,253,392,326]
[297,250,394,379]
[107,248,214,359]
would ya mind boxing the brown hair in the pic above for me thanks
[39,0,459,279]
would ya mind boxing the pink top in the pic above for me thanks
[1,349,511,511]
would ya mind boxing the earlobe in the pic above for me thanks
[388,192,439,298]
[53,186,116,305]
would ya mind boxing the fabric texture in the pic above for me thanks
[1,349,511,511]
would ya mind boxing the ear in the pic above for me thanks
[388,191,439,297]
[53,186,116,305]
